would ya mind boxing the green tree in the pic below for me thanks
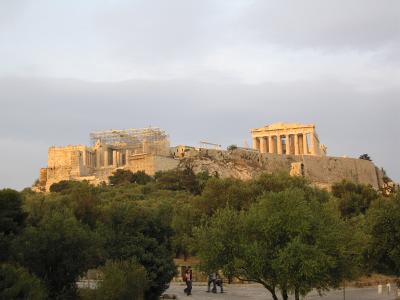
[12,211,102,299]
[109,169,136,186]
[60,183,102,228]
[0,189,26,261]
[155,167,201,195]
[0,263,47,299]
[195,171,212,193]
[132,171,153,185]
[252,172,309,194]
[332,180,379,218]
[359,153,372,161]
[227,144,238,151]
[49,180,72,193]
[101,203,176,300]
[109,170,153,186]
[49,180,92,193]
[170,201,202,260]
[80,260,148,300]
[195,188,363,300]
[194,208,240,280]
[366,191,400,276]
[196,177,256,214]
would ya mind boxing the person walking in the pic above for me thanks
[215,273,224,293]
[184,266,193,296]
[207,272,217,293]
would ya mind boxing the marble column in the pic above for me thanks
[294,134,299,155]
[116,151,120,167]
[277,135,283,154]
[112,150,117,166]
[104,151,108,167]
[302,134,308,155]
[310,132,316,155]
[286,135,291,155]
[96,151,101,168]
[268,135,274,153]
[82,150,87,166]
[252,137,260,151]
[260,137,267,153]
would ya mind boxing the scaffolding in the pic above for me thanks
[89,127,169,147]
[199,141,222,150]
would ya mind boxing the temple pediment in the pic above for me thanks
[252,122,315,132]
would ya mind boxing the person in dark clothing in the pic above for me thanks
[215,273,224,293]
[207,272,217,293]
[183,266,193,296]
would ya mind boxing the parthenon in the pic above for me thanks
[251,123,327,156]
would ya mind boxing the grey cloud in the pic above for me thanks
[239,0,400,50]
[0,0,397,82]
[95,0,233,64]
[0,1,28,28]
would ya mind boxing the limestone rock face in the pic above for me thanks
[178,149,384,190]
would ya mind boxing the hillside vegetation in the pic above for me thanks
[0,169,399,300]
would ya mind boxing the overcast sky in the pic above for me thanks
[0,0,399,190]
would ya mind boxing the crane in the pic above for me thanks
[199,141,222,150]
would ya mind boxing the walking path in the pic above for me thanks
[165,282,397,300]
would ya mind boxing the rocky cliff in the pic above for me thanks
[178,148,384,190]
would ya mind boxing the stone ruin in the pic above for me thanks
[35,127,179,191]
[34,123,390,192]
[251,122,327,156]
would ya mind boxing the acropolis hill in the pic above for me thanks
[34,123,386,192]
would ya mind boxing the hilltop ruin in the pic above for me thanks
[34,123,387,192]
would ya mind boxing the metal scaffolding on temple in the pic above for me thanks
[89,127,169,146]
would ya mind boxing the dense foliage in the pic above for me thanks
[0,189,26,261]
[195,183,364,300]
[366,191,400,276]
[0,263,47,299]
[0,169,398,299]
[109,170,153,186]
[11,211,102,299]
[80,260,148,300]
[332,180,379,218]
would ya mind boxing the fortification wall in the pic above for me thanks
[127,154,179,175]
[127,154,156,174]
[39,168,47,187]
[45,146,86,190]
[300,155,382,190]
[48,146,85,167]
[180,149,383,190]
[154,156,180,173]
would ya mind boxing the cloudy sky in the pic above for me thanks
[0,0,399,190]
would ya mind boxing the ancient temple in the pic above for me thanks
[251,123,327,156]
